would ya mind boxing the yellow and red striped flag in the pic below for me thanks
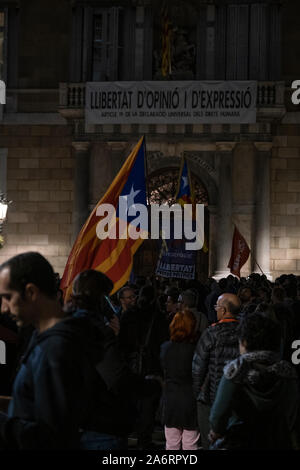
[161,2,172,77]
[60,136,147,299]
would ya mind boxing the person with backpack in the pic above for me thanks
[68,269,141,450]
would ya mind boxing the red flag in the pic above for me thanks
[227,226,250,277]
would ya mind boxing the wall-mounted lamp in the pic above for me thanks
[0,194,11,248]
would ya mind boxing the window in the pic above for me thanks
[70,5,136,82]
[92,8,123,81]
[215,2,281,80]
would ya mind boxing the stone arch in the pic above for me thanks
[133,151,220,278]
[146,151,219,206]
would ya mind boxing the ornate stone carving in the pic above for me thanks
[146,151,167,173]
[183,152,218,183]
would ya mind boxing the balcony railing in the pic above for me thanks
[59,81,286,109]
[59,83,85,108]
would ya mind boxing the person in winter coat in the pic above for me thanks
[192,293,241,449]
[0,252,74,449]
[160,309,200,450]
[68,269,141,450]
[0,322,18,395]
[118,284,169,449]
[0,252,135,450]
[209,312,299,450]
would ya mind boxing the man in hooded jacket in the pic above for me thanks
[209,312,299,450]
[0,252,136,450]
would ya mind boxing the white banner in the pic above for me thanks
[85,81,257,125]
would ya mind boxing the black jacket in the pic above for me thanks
[0,311,138,450]
[118,304,169,377]
[161,341,198,430]
[210,351,299,449]
[192,319,240,405]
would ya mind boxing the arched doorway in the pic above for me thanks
[133,168,209,279]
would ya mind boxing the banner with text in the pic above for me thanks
[85,81,257,125]
[156,239,197,280]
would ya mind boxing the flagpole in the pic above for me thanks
[143,135,159,299]
[253,258,265,276]
[176,155,185,200]
[143,135,150,206]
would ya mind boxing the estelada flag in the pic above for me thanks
[176,157,194,207]
[60,136,147,299]
[228,226,250,277]
[176,157,208,252]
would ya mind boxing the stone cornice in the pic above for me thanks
[215,142,236,153]
[105,141,128,152]
[71,141,91,152]
[254,142,273,152]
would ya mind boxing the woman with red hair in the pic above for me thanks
[160,308,200,450]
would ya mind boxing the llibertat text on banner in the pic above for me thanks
[85,81,257,126]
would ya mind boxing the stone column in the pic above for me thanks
[213,142,235,279]
[253,142,272,278]
[107,141,128,178]
[71,141,91,243]
[207,204,217,277]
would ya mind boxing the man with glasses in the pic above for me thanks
[192,293,241,449]
[117,287,137,318]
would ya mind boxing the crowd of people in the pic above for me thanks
[0,251,299,450]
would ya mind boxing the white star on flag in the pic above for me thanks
[182,176,188,188]
[121,184,140,209]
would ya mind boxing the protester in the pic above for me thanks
[178,289,208,339]
[209,312,299,450]
[0,254,299,451]
[0,252,71,448]
[117,286,137,318]
[0,253,129,449]
[192,293,240,449]
[165,287,180,323]
[271,286,294,360]
[67,269,140,450]
[160,309,199,450]
[238,286,256,309]
[118,284,169,449]
[0,322,18,395]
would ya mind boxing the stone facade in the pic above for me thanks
[0,0,299,280]
[271,124,300,277]
[0,124,73,274]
